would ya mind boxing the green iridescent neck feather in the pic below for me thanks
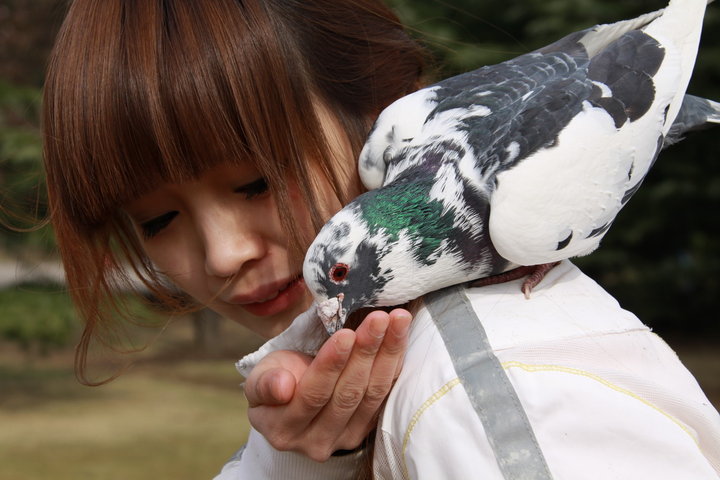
[358,179,457,263]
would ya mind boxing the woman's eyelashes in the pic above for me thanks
[140,211,178,240]
[234,177,269,199]
[138,178,268,240]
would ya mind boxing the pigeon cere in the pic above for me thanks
[237,0,719,376]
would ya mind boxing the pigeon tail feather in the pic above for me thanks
[665,95,720,146]
[574,9,665,58]
[642,0,708,133]
[704,98,720,124]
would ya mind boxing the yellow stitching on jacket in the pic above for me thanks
[501,361,700,447]
[401,378,461,478]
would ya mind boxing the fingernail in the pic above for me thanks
[334,333,353,354]
[393,315,411,338]
[370,317,389,339]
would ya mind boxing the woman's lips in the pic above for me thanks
[235,276,307,317]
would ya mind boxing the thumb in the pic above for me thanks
[245,366,297,407]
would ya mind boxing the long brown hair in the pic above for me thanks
[42,0,426,384]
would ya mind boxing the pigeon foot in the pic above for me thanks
[470,262,560,298]
[520,262,560,298]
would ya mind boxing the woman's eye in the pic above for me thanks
[140,211,178,240]
[234,178,269,199]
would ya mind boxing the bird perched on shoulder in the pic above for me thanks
[237,0,719,376]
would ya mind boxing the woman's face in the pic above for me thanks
[123,108,359,338]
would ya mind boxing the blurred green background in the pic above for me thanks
[1,1,718,478]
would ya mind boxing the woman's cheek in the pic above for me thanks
[285,182,325,247]
[144,234,202,294]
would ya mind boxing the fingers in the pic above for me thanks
[325,312,390,418]
[279,314,390,458]
[244,309,412,461]
[364,308,411,400]
[383,309,412,376]
[340,309,410,446]
[309,309,411,452]
[246,330,357,459]
[292,329,356,414]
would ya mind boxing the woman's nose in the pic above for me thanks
[200,213,265,279]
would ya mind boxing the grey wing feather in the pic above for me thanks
[423,48,593,181]
[665,95,720,146]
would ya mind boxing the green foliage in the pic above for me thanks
[388,0,698,76]
[0,282,174,356]
[0,80,42,164]
[0,79,50,255]
[0,283,78,355]
[0,2,56,253]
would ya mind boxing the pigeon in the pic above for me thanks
[237,0,719,376]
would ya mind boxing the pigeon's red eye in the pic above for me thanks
[329,263,349,284]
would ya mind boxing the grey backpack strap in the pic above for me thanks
[424,285,553,480]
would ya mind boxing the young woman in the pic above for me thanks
[43,0,419,476]
[43,0,720,479]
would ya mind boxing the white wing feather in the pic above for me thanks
[358,87,440,190]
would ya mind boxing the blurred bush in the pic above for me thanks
[0,0,67,87]
[0,283,77,355]
[0,0,63,257]
[0,79,53,256]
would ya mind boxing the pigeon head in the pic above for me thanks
[304,175,469,333]
[303,205,392,333]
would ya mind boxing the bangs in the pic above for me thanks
[43,0,326,231]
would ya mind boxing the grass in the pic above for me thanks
[0,316,263,480]
[0,365,249,479]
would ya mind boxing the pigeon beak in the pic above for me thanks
[317,293,346,334]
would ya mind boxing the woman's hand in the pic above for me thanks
[243,308,411,462]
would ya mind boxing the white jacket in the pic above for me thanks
[374,261,720,479]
